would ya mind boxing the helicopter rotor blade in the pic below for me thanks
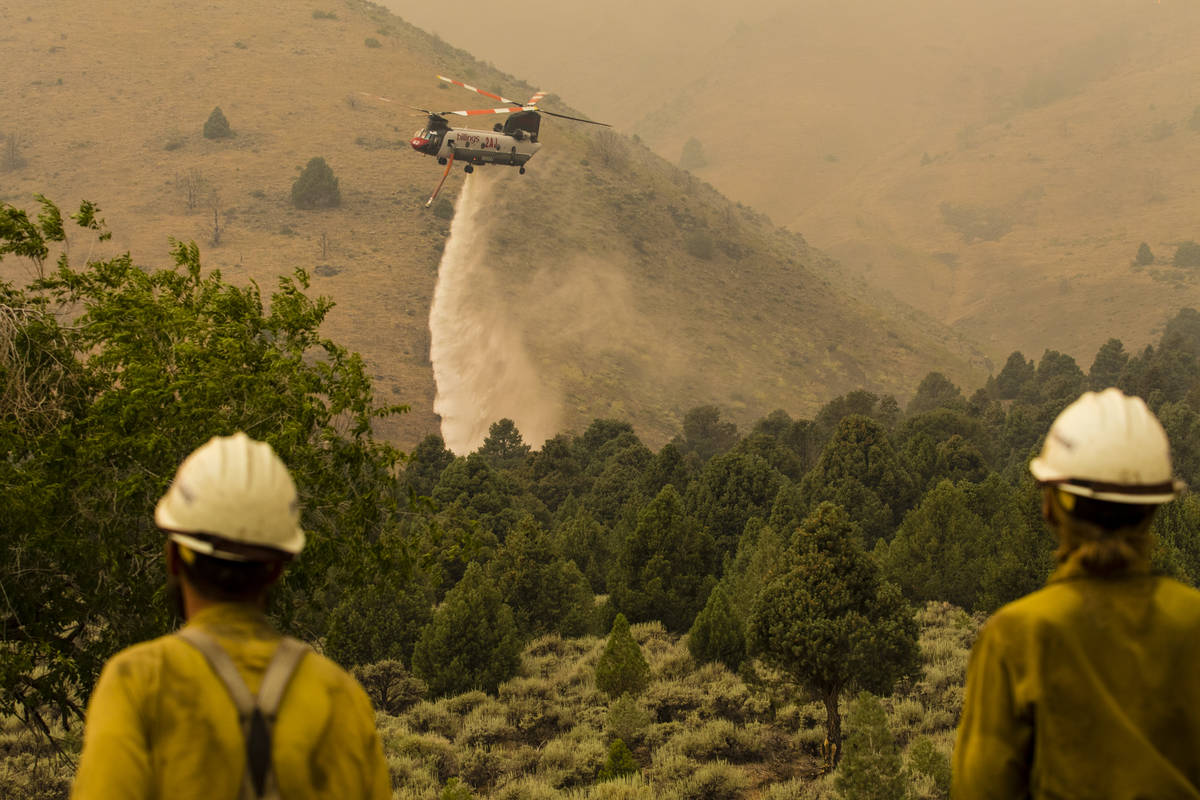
[443,106,525,117]
[437,75,523,107]
[527,90,547,105]
[536,109,612,127]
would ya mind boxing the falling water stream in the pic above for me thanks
[427,172,561,453]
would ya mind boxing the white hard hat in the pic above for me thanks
[156,432,306,559]
[1029,388,1184,504]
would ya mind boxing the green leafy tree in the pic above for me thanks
[608,485,718,631]
[291,156,342,209]
[595,613,650,698]
[412,562,521,696]
[687,584,746,671]
[351,660,427,715]
[0,197,403,735]
[992,351,1035,400]
[835,693,909,799]
[202,106,234,139]
[749,503,919,766]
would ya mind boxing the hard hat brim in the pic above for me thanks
[1030,457,1185,504]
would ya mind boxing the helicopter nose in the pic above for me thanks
[411,137,428,151]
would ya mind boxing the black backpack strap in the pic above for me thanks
[177,629,309,800]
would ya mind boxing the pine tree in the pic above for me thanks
[687,584,746,670]
[595,613,650,698]
[412,562,521,696]
[834,693,909,799]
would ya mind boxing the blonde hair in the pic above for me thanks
[1045,487,1154,576]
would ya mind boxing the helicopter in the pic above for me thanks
[364,76,611,207]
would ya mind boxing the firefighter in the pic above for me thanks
[953,388,1200,798]
[72,432,392,800]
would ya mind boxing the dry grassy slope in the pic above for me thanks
[0,0,985,449]
[394,0,1200,367]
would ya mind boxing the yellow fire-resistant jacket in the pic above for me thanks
[72,603,392,800]
[953,559,1200,799]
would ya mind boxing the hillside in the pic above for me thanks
[0,0,986,450]
[393,0,1200,365]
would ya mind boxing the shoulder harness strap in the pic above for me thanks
[177,628,310,800]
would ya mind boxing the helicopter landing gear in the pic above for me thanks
[464,164,474,174]
[519,166,526,175]
[437,157,447,165]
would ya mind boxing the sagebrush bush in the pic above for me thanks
[645,745,695,786]
[457,704,517,748]
[572,774,657,800]
[675,760,748,800]
[539,726,606,788]
[606,693,652,745]
[404,699,461,739]
[671,719,761,763]
[642,679,705,723]
[458,746,503,790]
[493,775,562,800]
[391,731,460,783]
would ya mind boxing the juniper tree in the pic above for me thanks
[687,584,746,671]
[202,106,234,139]
[412,562,521,696]
[595,613,650,698]
[835,693,909,800]
[749,502,919,767]
[291,156,341,209]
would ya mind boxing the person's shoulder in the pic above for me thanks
[1154,575,1200,616]
[297,648,369,696]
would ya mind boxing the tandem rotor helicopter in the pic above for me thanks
[362,75,611,207]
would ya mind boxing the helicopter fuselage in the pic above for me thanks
[410,125,541,167]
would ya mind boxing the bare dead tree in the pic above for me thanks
[207,188,223,246]
[176,168,207,212]
[3,132,27,172]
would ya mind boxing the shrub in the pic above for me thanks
[598,738,639,780]
[365,37,383,48]
[312,9,338,18]
[440,777,475,800]
[907,737,951,800]
[595,614,650,698]
[581,775,658,800]
[457,704,518,748]
[432,197,455,220]
[493,776,561,800]
[291,156,342,209]
[676,761,749,800]
[606,693,652,745]
[1174,240,1200,268]
[684,229,715,260]
[353,660,427,715]
[202,106,234,139]
[404,700,461,739]
[538,727,606,788]
[679,137,707,170]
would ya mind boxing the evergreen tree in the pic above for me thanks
[608,485,718,631]
[749,503,919,766]
[291,156,341,209]
[202,106,234,139]
[489,516,593,637]
[906,371,967,416]
[403,433,455,498]
[993,352,1035,399]
[907,737,951,800]
[799,415,916,545]
[676,405,739,463]
[598,738,639,780]
[835,693,909,798]
[1136,242,1155,266]
[686,450,784,556]
[678,136,708,170]
[412,562,521,696]
[595,613,650,698]
[478,418,531,468]
[687,584,746,670]
[1089,338,1128,390]
[1173,241,1200,268]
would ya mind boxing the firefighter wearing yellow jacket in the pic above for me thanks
[72,433,392,800]
[953,389,1200,798]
